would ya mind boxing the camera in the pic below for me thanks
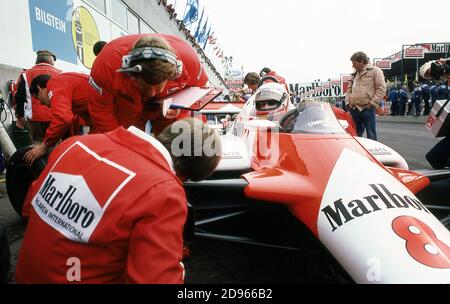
[430,59,450,80]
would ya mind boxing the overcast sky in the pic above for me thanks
[172,0,449,83]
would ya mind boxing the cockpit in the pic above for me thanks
[279,102,346,135]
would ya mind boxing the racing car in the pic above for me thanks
[183,79,450,283]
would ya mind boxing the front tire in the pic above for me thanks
[6,147,48,217]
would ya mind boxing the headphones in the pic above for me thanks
[117,47,183,80]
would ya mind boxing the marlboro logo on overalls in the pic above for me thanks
[32,142,135,243]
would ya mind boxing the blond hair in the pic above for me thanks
[130,36,178,85]
[157,118,222,181]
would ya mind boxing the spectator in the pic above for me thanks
[411,82,422,117]
[398,86,408,116]
[388,87,399,116]
[16,118,222,284]
[421,82,431,115]
[345,51,386,140]
[23,73,95,166]
[244,72,260,93]
[14,50,61,142]
[88,34,208,135]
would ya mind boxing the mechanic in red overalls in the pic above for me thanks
[14,50,61,142]
[16,118,222,284]
[88,34,208,135]
[23,73,94,166]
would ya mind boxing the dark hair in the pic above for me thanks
[93,41,107,56]
[350,51,369,64]
[35,50,56,65]
[244,72,260,85]
[157,118,221,182]
[35,55,54,65]
[260,67,271,77]
[30,74,52,96]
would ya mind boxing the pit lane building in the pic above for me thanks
[373,43,450,83]
[0,0,227,97]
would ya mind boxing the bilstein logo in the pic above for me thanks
[321,184,429,232]
[71,6,99,68]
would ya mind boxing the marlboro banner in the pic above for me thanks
[289,80,343,97]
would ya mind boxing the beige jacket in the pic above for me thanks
[345,64,386,111]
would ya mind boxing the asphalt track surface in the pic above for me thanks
[0,121,443,283]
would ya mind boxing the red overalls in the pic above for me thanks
[43,73,94,147]
[16,63,61,121]
[16,127,187,283]
[89,34,208,134]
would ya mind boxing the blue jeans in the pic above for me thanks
[350,107,377,140]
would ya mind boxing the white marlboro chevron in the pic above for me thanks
[31,142,136,243]
[318,149,450,283]
[32,173,105,243]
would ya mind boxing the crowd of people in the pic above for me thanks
[387,80,449,117]
[9,33,222,284]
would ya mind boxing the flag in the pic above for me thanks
[182,0,199,26]
[208,32,216,44]
[202,25,211,49]
[194,8,205,40]
[197,18,208,44]
[209,37,217,45]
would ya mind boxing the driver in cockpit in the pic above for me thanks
[250,82,296,122]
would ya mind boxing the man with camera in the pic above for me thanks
[419,58,450,169]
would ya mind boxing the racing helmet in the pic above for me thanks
[254,82,289,119]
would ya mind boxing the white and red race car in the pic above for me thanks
[183,80,450,283]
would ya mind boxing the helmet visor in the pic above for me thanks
[255,90,284,111]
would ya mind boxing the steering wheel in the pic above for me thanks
[279,102,309,133]
[257,75,280,88]
[279,108,299,133]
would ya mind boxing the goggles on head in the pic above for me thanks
[117,47,183,79]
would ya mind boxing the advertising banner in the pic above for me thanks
[403,45,427,59]
[28,0,110,69]
[28,0,78,64]
[289,80,343,97]
[374,58,392,70]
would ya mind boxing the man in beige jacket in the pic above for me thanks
[345,51,386,140]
